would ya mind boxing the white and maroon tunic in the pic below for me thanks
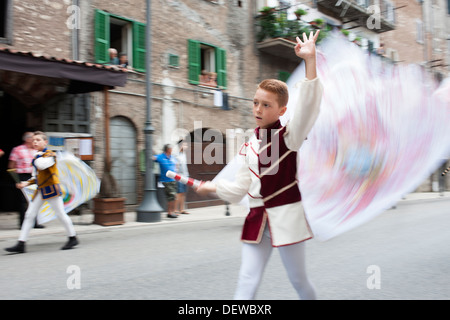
[216,77,323,247]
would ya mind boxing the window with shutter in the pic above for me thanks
[188,39,201,85]
[94,9,146,72]
[0,0,13,44]
[168,54,180,68]
[188,40,227,89]
[216,48,227,89]
[95,9,110,64]
[133,22,146,72]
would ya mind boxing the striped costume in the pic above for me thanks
[29,148,62,200]
[18,148,76,243]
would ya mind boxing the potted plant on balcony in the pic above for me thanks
[92,159,125,226]
[309,18,325,28]
[341,29,350,37]
[259,6,276,15]
[294,8,307,20]
[257,6,278,42]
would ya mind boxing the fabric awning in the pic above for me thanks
[0,48,127,94]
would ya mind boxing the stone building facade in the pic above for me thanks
[0,0,278,208]
[0,0,448,211]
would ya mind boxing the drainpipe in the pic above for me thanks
[104,87,110,167]
[71,0,79,61]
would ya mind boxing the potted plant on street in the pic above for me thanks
[92,87,125,226]
[93,159,126,226]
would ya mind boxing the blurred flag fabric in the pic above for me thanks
[214,32,450,241]
[22,152,100,224]
[287,33,450,240]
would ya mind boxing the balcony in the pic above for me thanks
[255,8,329,62]
[316,0,395,33]
[257,37,299,62]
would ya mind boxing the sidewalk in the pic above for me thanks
[398,191,450,202]
[0,203,248,241]
[1,192,449,241]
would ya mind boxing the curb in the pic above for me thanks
[0,204,248,241]
[1,192,449,241]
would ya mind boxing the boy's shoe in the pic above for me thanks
[61,236,79,250]
[5,241,26,254]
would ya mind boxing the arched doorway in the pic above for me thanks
[185,127,226,208]
[110,116,137,204]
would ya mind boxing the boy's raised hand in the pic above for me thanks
[295,30,320,61]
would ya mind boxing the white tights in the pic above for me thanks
[19,193,76,242]
[234,227,316,300]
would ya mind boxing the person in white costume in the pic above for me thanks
[197,31,323,299]
[5,132,78,254]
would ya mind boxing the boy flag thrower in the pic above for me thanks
[212,32,450,241]
[9,152,100,224]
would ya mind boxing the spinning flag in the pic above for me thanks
[214,32,450,241]
[22,152,100,224]
[289,33,450,240]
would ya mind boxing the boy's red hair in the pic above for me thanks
[257,79,289,107]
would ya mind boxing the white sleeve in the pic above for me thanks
[284,77,323,151]
[34,156,55,170]
[215,162,252,204]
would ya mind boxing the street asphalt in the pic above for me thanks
[0,192,449,241]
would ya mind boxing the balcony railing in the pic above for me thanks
[316,0,395,33]
[255,8,330,62]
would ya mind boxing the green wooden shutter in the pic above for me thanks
[133,22,146,72]
[188,39,201,84]
[168,54,179,67]
[216,47,227,89]
[278,70,291,83]
[94,9,110,64]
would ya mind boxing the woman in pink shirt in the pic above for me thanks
[8,132,41,228]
